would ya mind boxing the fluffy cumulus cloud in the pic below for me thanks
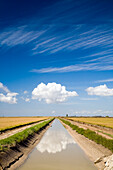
[0,93,18,104]
[86,84,113,96]
[0,82,18,104]
[32,82,78,104]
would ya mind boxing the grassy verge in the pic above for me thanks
[0,118,54,152]
[0,118,48,133]
[60,118,113,153]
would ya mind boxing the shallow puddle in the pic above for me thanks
[18,119,97,170]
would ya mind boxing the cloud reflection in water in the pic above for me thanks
[36,130,75,154]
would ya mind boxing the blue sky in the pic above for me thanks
[0,0,113,117]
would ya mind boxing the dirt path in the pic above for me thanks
[0,119,47,140]
[60,120,112,170]
[67,119,113,139]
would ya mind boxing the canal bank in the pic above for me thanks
[60,118,112,170]
[0,119,54,170]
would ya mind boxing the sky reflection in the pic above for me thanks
[36,120,75,154]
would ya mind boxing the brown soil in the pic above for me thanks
[60,119,112,170]
[0,120,53,170]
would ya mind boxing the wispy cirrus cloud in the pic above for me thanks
[0,0,113,56]
[0,1,113,76]
[95,78,113,83]
[30,60,113,73]
[73,110,113,116]
[29,24,113,72]
[31,25,113,55]
[83,49,113,59]
[0,25,47,47]
[1,23,113,57]
[80,98,98,101]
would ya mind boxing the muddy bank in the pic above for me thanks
[0,120,53,170]
[60,119,112,170]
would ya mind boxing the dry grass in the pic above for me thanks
[0,118,54,152]
[0,117,49,131]
[67,117,113,129]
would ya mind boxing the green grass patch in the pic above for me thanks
[0,118,54,152]
[60,118,113,153]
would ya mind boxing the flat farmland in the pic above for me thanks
[0,117,49,131]
[67,117,113,129]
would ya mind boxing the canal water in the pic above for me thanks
[18,119,97,170]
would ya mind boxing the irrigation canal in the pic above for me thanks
[18,119,97,170]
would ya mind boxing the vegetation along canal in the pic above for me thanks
[18,119,97,170]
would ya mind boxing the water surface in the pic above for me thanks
[18,119,97,170]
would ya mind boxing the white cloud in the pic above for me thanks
[95,78,113,83]
[81,98,98,101]
[73,110,113,116]
[0,82,18,104]
[32,82,78,104]
[25,98,30,102]
[0,26,47,47]
[24,90,28,94]
[0,82,10,93]
[86,84,113,96]
[30,60,113,73]
[21,96,30,102]
[0,92,18,104]
[32,25,113,55]
[36,130,75,154]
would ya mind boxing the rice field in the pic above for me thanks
[66,117,113,129]
[0,117,49,131]
[0,118,54,151]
